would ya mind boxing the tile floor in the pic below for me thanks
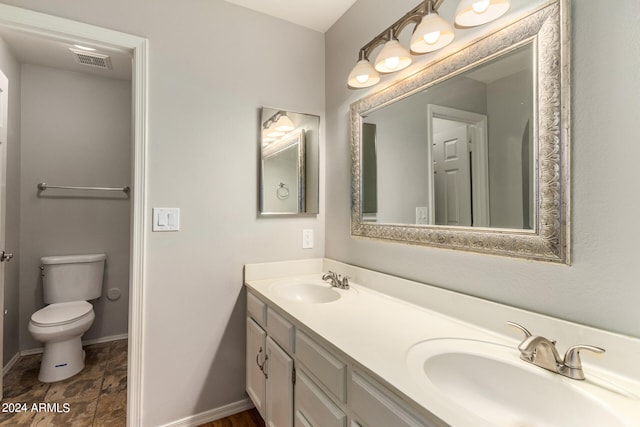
[1,339,127,426]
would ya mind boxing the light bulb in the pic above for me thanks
[348,58,380,88]
[374,39,411,73]
[455,0,509,27]
[385,56,400,70]
[472,0,490,13]
[411,12,454,54]
[424,30,441,45]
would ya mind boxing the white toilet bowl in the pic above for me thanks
[28,301,95,383]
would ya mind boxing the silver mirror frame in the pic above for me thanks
[350,0,570,264]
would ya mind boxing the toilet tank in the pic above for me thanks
[41,254,106,304]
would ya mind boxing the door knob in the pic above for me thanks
[0,251,14,262]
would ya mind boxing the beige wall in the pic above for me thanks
[0,1,325,425]
[19,64,132,350]
[325,0,640,338]
[0,34,21,367]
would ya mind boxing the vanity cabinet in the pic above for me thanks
[246,290,438,427]
[246,292,295,427]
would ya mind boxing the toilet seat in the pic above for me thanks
[31,301,93,327]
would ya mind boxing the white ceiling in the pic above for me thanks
[0,1,353,79]
[222,0,357,33]
[0,27,132,81]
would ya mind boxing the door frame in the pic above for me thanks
[0,67,8,401]
[0,5,148,425]
[427,104,490,227]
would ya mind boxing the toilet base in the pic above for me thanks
[38,336,85,383]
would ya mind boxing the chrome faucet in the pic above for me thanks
[508,321,605,380]
[321,271,349,289]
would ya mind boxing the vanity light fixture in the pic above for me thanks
[455,0,510,27]
[410,1,455,53]
[274,114,295,132]
[263,111,295,139]
[347,50,381,88]
[347,0,511,89]
[374,29,412,73]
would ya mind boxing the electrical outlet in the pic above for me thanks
[416,207,429,224]
[302,229,314,249]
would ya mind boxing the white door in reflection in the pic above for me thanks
[432,119,472,226]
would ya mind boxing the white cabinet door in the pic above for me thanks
[265,336,294,427]
[247,317,267,418]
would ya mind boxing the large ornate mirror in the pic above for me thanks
[351,0,570,263]
[260,107,320,215]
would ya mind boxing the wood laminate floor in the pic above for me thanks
[198,408,265,427]
[1,339,127,426]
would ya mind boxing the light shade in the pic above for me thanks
[410,13,455,54]
[348,59,381,88]
[374,39,412,73]
[274,115,295,132]
[455,0,510,27]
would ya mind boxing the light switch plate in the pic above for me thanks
[153,208,180,231]
[302,229,314,249]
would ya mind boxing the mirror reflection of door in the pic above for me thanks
[432,119,472,226]
[428,105,490,227]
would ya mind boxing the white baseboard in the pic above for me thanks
[160,398,255,427]
[83,333,128,346]
[2,352,20,376]
[20,333,129,356]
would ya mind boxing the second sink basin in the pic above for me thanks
[270,278,343,304]
[406,338,633,427]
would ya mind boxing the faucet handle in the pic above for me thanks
[563,345,605,369]
[507,321,533,340]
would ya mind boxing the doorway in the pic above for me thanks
[427,104,490,227]
[0,5,147,425]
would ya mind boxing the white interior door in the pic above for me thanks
[0,68,10,399]
[432,120,472,226]
[428,104,490,227]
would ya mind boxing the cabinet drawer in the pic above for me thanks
[267,307,295,354]
[350,372,427,427]
[247,291,266,327]
[296,331,346,402]
[295,369,346,427]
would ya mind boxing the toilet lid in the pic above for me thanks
[31,301,93,327]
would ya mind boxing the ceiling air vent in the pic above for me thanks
[69,48,112,70]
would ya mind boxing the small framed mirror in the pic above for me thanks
[260,107,319,215]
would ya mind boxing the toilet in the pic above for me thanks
[28,253,106,383]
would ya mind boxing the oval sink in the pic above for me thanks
[270,279,342,304]
[406,339,630,427]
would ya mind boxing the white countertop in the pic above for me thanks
[245,259,640,426]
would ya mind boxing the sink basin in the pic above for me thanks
[406,338,630,427]
[270,279,343,304]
